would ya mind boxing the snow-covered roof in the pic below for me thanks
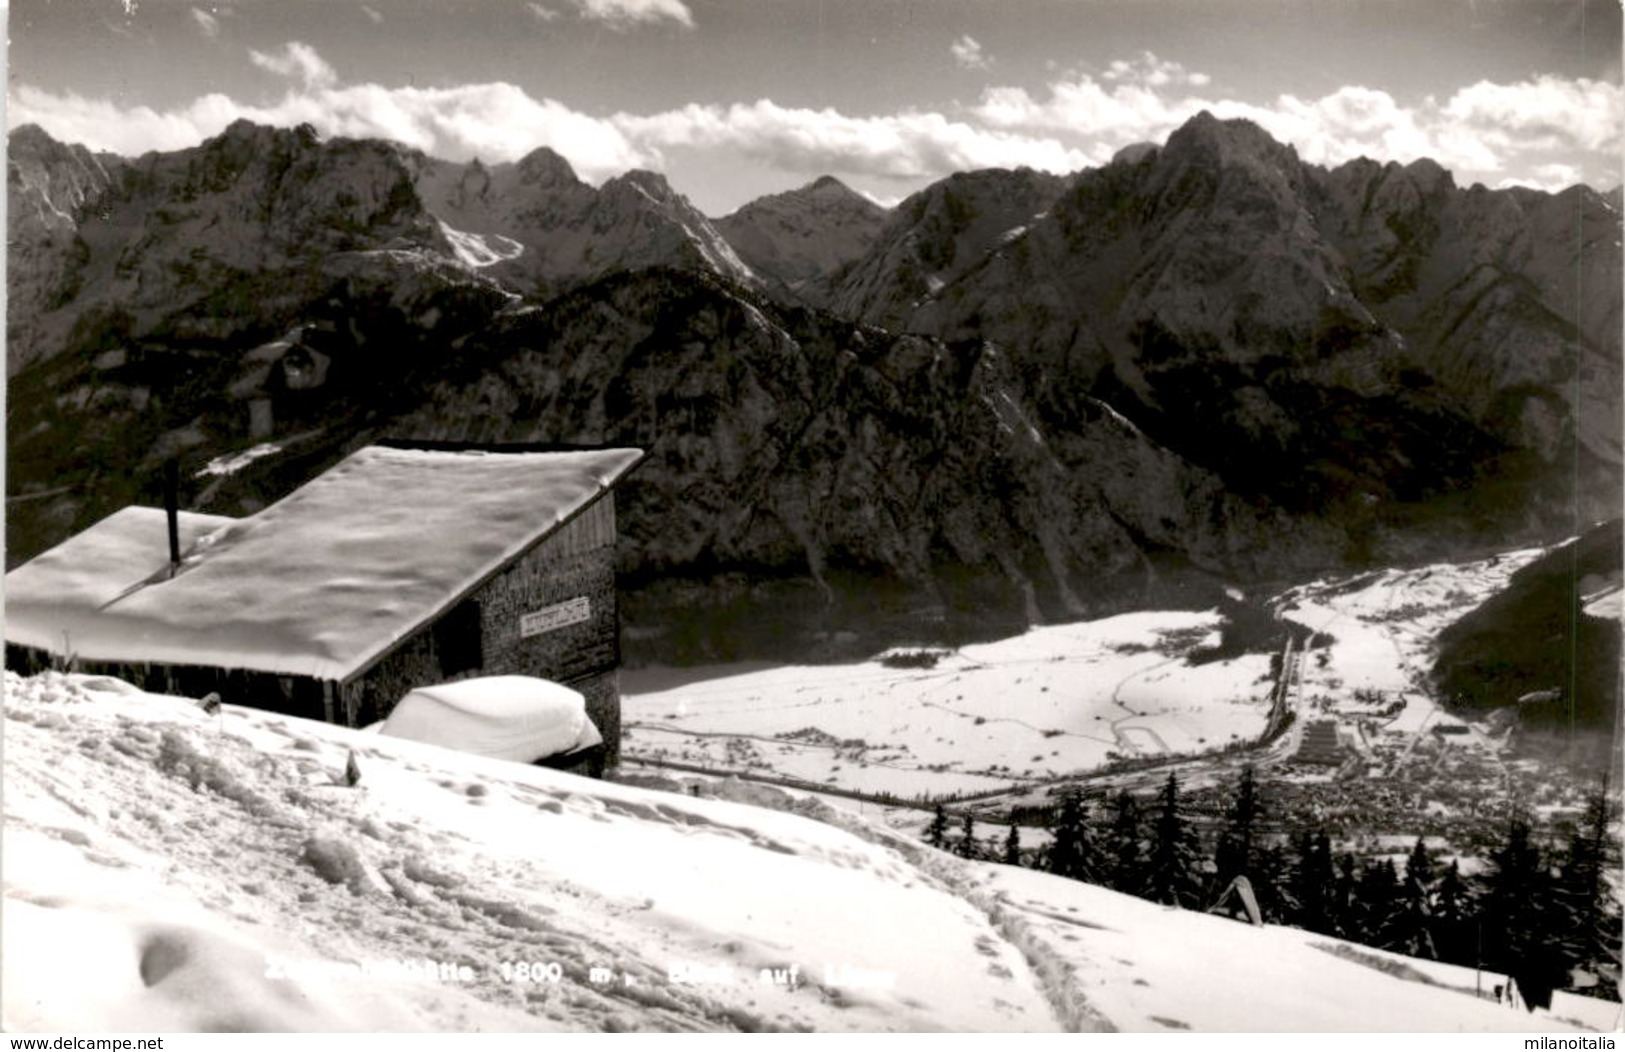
[5,446,643,681]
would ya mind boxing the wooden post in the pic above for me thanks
[322,680,335,725]
[164,459,182,577]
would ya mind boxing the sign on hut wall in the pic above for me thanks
[520,597,592,638]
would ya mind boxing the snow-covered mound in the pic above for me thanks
[381,676,601,763]
[2,671,1594,1032]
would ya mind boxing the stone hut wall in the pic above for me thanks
[340,496,624,762]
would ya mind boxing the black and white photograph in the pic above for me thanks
[3,0,1622,1034]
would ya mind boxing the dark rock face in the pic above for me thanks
[7,120,495,376]
[1432,519,1622,731]
[6,113,1620,662]
[293,269,1321,659]
[6,122,758,377]
[8,124,125,373]
[832,112,1621,543]
[1311,162,1622,490]
[818,166,1071,327]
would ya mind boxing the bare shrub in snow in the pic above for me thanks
[301,837,369,894]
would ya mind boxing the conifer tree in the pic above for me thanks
[1252,841,1293,923]
[1291,830,1335,934]
[1105,789,1145,896]
[1480,809,1564,1009]
[1215,765,1261,884]
[1003,820,1022,867]
[1481,811,1543,966]
[1552,778,1622,996]
[1391,838,1438,959]
[1046,787,1093,881]
[1145,773,1203,908]
[1432,859,1473,966]
[1331,852,1359,938]
[926,803,949,849]
[957,812,979,859]
[1362,858,1403,947]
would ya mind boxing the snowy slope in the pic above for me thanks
[1,670,1597,1032]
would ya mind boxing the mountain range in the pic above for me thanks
[7,112,1621,662]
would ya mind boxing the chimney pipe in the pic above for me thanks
[164,459,181,577]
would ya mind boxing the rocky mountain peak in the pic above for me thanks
[713,175,890,289]
[205,118,310,161]
[515,145,581,189]
[5,118,477,375]
[1402,156,1454,193]
[9,122,67,155]
[606,168,679,204]
[7,122,120,203]
[1159,111,1303,184]
[9,123,120,183]
[8,123,128,371]
[1111,142,1160,167]
[723,174,883,219]
[805,174,864,199]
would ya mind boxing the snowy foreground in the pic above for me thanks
[2,671,1599,1032]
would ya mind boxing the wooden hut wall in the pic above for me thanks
[5,643,331,721]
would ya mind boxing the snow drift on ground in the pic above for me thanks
[3,669,1599,1032]
[381,676,601,764]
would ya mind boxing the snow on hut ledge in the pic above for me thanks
[5,444,646,766]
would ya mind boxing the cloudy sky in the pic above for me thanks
[8,0,1622,215]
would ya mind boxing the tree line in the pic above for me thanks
[926,767,1621,1010]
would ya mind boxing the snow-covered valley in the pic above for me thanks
[620,546,1559,809]
[624,611,1273,800]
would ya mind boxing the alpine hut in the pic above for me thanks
[4,443,645,767]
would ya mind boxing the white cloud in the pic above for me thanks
[527,3,561,22]
[249,42,339,91]
[616,100,1089,180]
[1443,76,1623,155]
[971,54,1214,151]
[971,53,1616,188]
[8,44,1619,202]
[9,84,241,156]
[12,36,1081,186]
[361,5,384,24]
[190,7,220,38]
[1101,51,1208,89]
[10,54,652,183]
[575,0,693,30]
[951,35,991,71]
[1228,88,1451,170]
[1496,163,1584,193]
